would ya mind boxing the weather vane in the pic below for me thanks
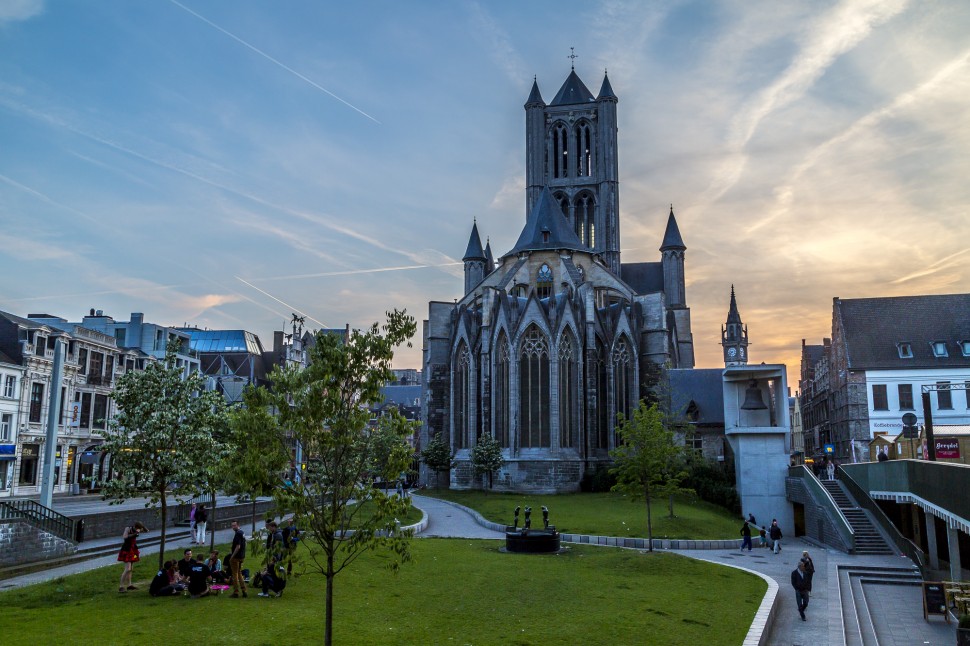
[568,47,578,70]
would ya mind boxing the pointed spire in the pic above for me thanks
[727,285,742,325]
[660,204,686,251]
[484,238,495,273]
[597,70,616,101]
[463,221,486,261]
[525,76,545,108]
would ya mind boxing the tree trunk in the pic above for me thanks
[251,497,257,536]
[209,489,217,552]
[488,471,493,490]
[644,485,653,552]
[668,493,675,518]
[158,485,168,571]
[325,554,335,646]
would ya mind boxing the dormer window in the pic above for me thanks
[897,342,913,359]
[931,341,948,358]
[960,341,970,357]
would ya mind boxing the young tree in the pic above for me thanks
[368,408,419,486]
[421,432,454,488]
[471,433,504,490]
[609,401,692,552]
[261,310,416,646]
[99,340,226,570]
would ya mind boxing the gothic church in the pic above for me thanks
[422,66,694,492]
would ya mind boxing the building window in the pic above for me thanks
[78,348,88,375]
[897,342,913,359]
[0,459,9,491]
[34,335,45,356]
[595,339,610,449]
[19,443,39,486]
[518,326,550,448]
[454,344,471,450]
[687,433,703,453]
[960,341,970,357]
[931,341,948,358]
[937,382,953,410]
[494,337,510,448]
[536,264,553,299]
[551,122,569,178]
[575,121,592,177]
[0,413,11,441]
[898,384,914,410]
[2,375,14,398]
[93,394,108,430]
[558,334,577,449]
[872,384,888,411]
[612,337,634,424]
[79,392,92,429]
[574,193,595,247]
[29,382,44,423]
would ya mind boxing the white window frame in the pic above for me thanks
[897,342,913,359]
[2,375,14,398]
[0,413,10,440]
[931,341,948,358]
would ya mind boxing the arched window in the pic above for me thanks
[519,326,550,448]
[612,337,634,425]
[554,192,569,222]
[594,339,610,449]
[551,123,569,178]
[494,335,510,448]
[454,343,471,449]
[558,334,577,449]
[574,193,595,247]
[575,121,593,177]
[536,264,553,299]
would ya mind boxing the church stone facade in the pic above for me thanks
[422,67,695,492]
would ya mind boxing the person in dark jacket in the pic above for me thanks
[740,520,753,552]
[769,520,783,554]
[791,562,810,620]
[800,551,816,593]
[187,557,211,598]
[229,520,248,598]
[149,561,179,597]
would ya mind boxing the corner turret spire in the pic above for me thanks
[597,70,617,101]
[463,220,486,261]
[660,205,686,251]
[525,77,545,108]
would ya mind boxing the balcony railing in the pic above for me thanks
[0,499,77,543]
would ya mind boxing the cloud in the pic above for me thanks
[0,0,43,24]
[465,2,526,83]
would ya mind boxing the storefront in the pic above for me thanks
[0,443,14,493]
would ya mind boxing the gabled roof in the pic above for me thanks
[525,78,545,107]
[597,72,616,100]
[550,70,595,106]
[463,221,486,261]
[668,368,725,426]
[660,206,686,251]
[503,187,588,257]
[836,294,970,370]
[620,262,664,295]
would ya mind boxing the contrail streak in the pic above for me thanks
[169,0,380,124]
[255,262,462,282]
[234,276,329,329]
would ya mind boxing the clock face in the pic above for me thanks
[739,347,745,357]
[727,347,737,358]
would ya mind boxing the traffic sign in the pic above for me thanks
[824,444,835,454]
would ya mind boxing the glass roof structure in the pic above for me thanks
[187,329,264,355]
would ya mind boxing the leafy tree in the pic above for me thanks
[260,310,416,646]
[421,432,454,488]
[368,408,419,486]
[99,340,226,570]
[610,401,693,552]
[471,433,504,490]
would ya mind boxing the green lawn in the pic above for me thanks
[0,538,765,645]
[421,490,742,539]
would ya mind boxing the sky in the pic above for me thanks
[1,0,969,377]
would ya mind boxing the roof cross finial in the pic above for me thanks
[568,47,578,70]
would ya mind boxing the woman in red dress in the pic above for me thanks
[118,521,147,592]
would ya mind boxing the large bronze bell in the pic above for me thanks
[740,379,767,410]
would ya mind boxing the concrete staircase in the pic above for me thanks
[821,480,894,555]
[838,565,922,646]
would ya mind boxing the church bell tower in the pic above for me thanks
[722,285,749,366]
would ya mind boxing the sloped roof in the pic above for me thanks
[620,262,664,295]
[463,221,486,261]
[837,294,970,370]
[525,78,544,107]
[503,187,588,257]
[660,206,686,251]
[550,70,595,106]
[668,369,725,426]
[726,285,742,325]
[597,72,616,100]
[802,344,824,367]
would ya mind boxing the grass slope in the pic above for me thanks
[0,539,764,645]
[422,490,742,539]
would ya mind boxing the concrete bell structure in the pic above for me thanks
[723,364,793,535]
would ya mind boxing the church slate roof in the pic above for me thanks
[550,70,595,106]
[504,187,588,257]
[660,207,686,251]
[463,221,486,261]
[597,72,617,100]
[836,294,970,370]
[620,262,664,295]
[668,368,725,426]
[726,285,742,325]
[525,78,545,107]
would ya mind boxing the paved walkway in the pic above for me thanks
[2,493,958,644]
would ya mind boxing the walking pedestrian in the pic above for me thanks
[791,562,810,620]
[229,520,248,598]
[740,519,753,552]
[826,461,835,481]
[759,525,768,548]
[117,521,147,593]
[195,503,208,545]
[769,519,783,554]
[800,551,816,594]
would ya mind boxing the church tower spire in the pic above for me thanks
[463,221,486,294]
[721,285,749,366]
[660,205,686,308]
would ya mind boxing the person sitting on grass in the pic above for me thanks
[257,557,287,598]
[176,548,194,582]
[187,555,211,598]
[206,550,229,584]
[149,561,179,597]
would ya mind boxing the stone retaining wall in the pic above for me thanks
[72,500,276,541]
[0,519,77,567]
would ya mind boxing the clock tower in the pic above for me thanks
[722,285,748,366]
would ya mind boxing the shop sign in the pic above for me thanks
[936,439,960,459]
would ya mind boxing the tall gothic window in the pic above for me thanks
[594,339,610,449]
[454,343,471,449]
[558,334,577,449]
[575,121,592,177]
[574,193,595,247]
[494,335,510,448]
[552,123,569,178]
[613,337,634,425]
[519,326,550,448]
[536,264,553,299]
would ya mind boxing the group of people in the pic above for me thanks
[117,515,300,600]
[739,514,784,554]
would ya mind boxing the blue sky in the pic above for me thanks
[1,0,968,372]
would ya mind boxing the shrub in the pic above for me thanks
[580,464,616,492]
[684,457,740,515]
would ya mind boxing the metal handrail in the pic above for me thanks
[0,499,77,543]
[789,465,855,551]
